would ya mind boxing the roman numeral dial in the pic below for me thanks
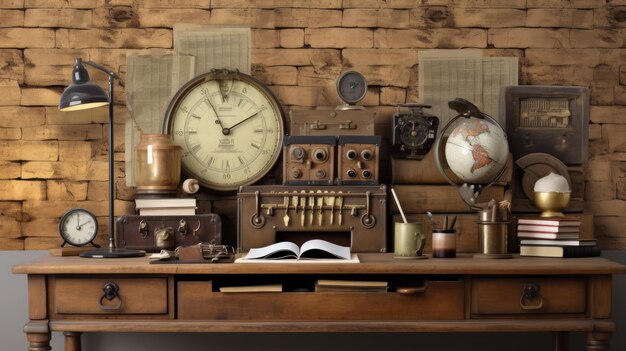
[164,70,284,191]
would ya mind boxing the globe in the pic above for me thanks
[444,117,508,185]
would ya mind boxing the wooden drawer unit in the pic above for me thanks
[51,277,169,317]
[177,279,465,321]
[471,278,586,315]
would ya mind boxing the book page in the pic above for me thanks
[244,241,300,260]
[299,239,351,260]
[236,254,360,264]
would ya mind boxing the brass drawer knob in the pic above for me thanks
[519,282,543,310]
[99,282,124,311]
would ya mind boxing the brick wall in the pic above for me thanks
[1,0,625,250]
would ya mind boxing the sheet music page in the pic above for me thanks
[418,50,518,126]
[174,24,251,75]
[124,51,195,186]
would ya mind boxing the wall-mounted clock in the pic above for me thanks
[58,208,100,248]
[163,69,285,191]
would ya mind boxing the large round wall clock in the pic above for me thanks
[163,70,285,191]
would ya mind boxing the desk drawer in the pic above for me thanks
[471,278,586,315]
[177,280,464,320]
[53,277,168,315]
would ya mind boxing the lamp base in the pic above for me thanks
[79,247,145,258]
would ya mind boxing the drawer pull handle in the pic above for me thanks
[397,287,426,294]
[519,283,543,310]
[99,282,123,311]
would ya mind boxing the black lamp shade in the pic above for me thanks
[59,58,110,111]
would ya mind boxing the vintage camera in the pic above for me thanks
[392,103,439,160]
[283,135,336,185]
[337,135,380,185]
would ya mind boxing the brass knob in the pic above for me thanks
[346,149,357,160]
[361,149,373,160]
[312,148,328,162]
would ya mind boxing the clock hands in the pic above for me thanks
[222,112,259,135]
[202,95,230,135]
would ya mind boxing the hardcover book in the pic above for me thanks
[517,217,581,226]
[519,239,596,247]
[517,232,580,240]
[520,245,601,258]
[517,225,580,233]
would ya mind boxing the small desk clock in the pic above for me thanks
[58,208,100,248]
[335,71,367,110]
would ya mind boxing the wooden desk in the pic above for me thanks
[13,254,626,351]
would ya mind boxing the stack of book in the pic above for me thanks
[517,217,600,258]
[135,198,197,216]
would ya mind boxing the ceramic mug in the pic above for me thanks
[394,222,425,258]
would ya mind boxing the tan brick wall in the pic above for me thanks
[1,1,625,249]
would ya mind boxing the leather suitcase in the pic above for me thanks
[237,185,387,253]
[116,214,221,252]
[289,109,375,136]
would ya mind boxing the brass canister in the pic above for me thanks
[477,222,508,255]
[134,133,182,194]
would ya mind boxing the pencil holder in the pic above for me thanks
[477,222,508,255]
[432,229,456,258]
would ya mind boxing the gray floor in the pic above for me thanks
[2,250,624,351]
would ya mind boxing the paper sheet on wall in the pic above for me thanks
[419,50,518,126]
[174,24,251,75]
[124,50,195,186]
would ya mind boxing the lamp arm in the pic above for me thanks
[82,60,120,79]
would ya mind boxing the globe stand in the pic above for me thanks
[433,98,508,210]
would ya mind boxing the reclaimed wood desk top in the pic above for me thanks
[13,253,626,275]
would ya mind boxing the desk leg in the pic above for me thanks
[553,332,568,351]
[63,332,81,351]
[24,321,51,351]
[587,332,610,351]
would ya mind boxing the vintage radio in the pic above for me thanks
[337,135,380,185]
[116,214,221,252]
[237,185,387,253]
[283,135,336,186]
[392,103,439,160]
[289,109,375,136]
[501,85,589,165]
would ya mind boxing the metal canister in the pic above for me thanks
[477,222,508,255]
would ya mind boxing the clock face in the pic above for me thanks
[336,71,367,105]
[164,71,284,191]
[59,208,98,247]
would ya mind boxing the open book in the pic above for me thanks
[242,239,353,261]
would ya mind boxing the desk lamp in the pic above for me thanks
[59,58,145,258]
